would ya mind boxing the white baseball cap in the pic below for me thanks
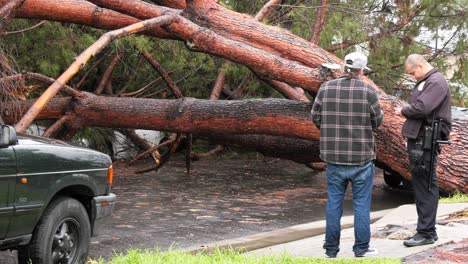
[344,52,370,70]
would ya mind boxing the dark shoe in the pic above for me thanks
[403,234,434,247]
[432,233,438,241]
[355,248,378,257]
[325,251,337,258]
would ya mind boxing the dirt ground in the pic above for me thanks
[1,155,415,263]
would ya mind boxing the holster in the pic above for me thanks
[409,137,430,176]
[409,148,426,176]
[409,126,441,177]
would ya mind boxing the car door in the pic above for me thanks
[0,146,16,239]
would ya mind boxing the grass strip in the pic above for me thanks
[94,248,401,264]
[439,191,468,203]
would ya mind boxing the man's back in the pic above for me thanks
[311,77,383,165]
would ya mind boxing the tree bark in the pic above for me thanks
[41,114,73,138]
[208,0,300,102]
[0,72,82,98]
[223,74,253,99]
[92,0,381,93]
[209,61,230,100]
[142,51,183,99]
[150,0,185,10]
[87,0,337,89]
[4,0,177,39]
[310,0,327,44]
[95,50,123,95]
[0,0,26,33]
[262,79,310,102]
[129,134,175,165]
[191,145,224,160]
[8,0,383,94]
[136,133,183,174]
[123,128,161,165]
[198,133,321,166]
[255,0,282,21]
[2,95,467,194]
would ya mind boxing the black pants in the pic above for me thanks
[407,139,439,237]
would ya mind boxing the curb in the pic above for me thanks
[186,209,393,254]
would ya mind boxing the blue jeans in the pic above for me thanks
[323,161,374,256]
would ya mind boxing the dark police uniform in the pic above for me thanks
[401,68,452,242]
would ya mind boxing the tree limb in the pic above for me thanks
[1,19,45,36]
[14,14,177,132]
[142,51,183,99]
[310,0,327,44]
[0,72,82,98]
[95,50,124,95]
[209,61,230,100]
[0,0,26,33]
[255,0,282,21]
[41,114,74,138]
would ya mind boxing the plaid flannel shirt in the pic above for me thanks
[311,77,383,165]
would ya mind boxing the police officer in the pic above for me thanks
[401,54,452,247]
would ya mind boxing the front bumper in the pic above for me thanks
[91,193,116,236]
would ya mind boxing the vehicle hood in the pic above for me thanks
[14,133,112,172]
[18,133,88,149]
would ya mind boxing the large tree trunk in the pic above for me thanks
[198,133,322,166]
[2,94,467,194]
[3,93,319,140]
[6,0,177,39]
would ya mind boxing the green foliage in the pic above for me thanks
[97,248,401,264]
[219,0,466,102]
[1,20,98,78]
[220,0,263,14]
[1,1,466,102]
[71,127,115,156]
[271,0,466,101]
[141,39,216,98]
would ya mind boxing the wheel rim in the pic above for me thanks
[51,218,80,264]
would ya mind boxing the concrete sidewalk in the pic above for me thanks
[187,203,467,260]
[186,209,391,254]
[248,203,467,259]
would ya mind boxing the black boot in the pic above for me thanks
[403,233,434,247]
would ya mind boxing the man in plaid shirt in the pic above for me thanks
[311,52,383,258]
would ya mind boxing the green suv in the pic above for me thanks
[0,123,116,264]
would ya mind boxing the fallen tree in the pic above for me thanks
[2,94,467,194]
[1,0,467,194]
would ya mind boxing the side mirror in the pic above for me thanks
[0,125,17,148]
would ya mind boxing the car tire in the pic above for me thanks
[383,170,403,188]
[17,197,91,264]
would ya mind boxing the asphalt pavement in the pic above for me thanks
[0,157,415,263]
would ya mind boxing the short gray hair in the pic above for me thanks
[405,54,430,68]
